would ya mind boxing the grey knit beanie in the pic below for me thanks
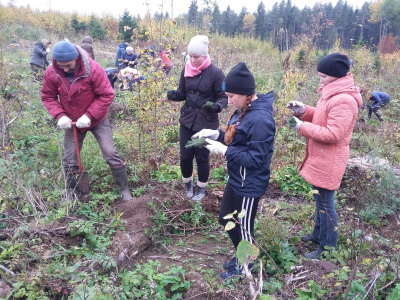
[187,35,209,57]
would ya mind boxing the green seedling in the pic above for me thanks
[288,116,296,128]
[205,101,214,108]
[185,138,209,149]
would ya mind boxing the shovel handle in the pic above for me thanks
[71,122,83,173]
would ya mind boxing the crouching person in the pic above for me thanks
[41,40,133,200]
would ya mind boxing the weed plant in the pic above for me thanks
[119,260,190,299]
[358,164,400,223]
[256,213,299,274]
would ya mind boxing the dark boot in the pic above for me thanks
[304,249,324,259]
[184,180,194,198]
[111,165,133,201]
[192,186,206,202]
[65,171,80,194]
[301,234,320,245]
[376,113,384,122]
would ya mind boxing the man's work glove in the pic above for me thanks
[286,101,306,115]
[288,116,303,130]
[76,114,91,128]
[205,138,227,155]
[192,129,220,140]
[167,90,177,101]
[57,116,72,129]
[204,101,222,113]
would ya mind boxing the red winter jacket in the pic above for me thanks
[298,73,362,190]
[41,45,114,132]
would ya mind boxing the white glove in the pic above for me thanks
[76,114,91,128]
[57,116,72,129]
[46,47,51,53]
[289,116,303,130]
[286,101,306,115]
[205,138,227,155]
[192,129,220,140]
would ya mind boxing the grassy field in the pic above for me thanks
[0,16,400,300]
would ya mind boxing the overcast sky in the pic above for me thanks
[2,0,371,18]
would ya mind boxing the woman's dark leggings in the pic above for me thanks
[219,184,260,248]
[179,125,210,183]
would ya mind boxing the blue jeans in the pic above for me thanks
[311,186,338,252]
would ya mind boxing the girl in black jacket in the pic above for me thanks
[193,62,275,279]
[167,35,228,201]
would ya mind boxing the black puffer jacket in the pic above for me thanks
[171,64,228,131]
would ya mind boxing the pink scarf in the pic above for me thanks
[184,55,211,77]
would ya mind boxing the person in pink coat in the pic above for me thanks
[287,53,362,259]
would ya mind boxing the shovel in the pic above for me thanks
[71,122,90,196]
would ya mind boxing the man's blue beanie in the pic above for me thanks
[52,41,79,62]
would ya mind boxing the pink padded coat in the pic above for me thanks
[299,73,362,190]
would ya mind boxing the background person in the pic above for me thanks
[30,38,51,81]
[81,36,95,60]
[160,48,173,75]
[166,35,228,202]
[104,67,121,89]
[287,53,362,259]
[41,41,133,201]
[193,62,275,279]
[368,91,390,122]
[115,42,129,68]
[120,46,138,68]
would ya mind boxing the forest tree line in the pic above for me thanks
[180,0,400,52]
[1,0,400,53]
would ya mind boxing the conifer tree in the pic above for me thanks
[118,10,138,42]
[89,15,106,40]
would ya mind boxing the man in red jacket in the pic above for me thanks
[41,40,132,200]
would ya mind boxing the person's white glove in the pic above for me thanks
[76,114,91,128]
[57,116,72,129]
[192,129,220,140]
[286,101,306,115]
[46,47,51,53]
[288,116,303,130]
[205,138,227,155]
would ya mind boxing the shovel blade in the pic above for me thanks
[77,171,90,195]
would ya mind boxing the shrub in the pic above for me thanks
[256,213,298,273]
[358,164,400,223]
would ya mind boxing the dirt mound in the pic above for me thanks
[109,195,154,267]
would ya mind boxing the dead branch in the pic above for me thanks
[185,292,208,300]
[186,247,211,256]
[0,263,16,277]
[243,260,263,300]
[146,255,184,263]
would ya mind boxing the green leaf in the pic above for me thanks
[225,221,235,231]
[223,210,237,219]
[15,288,26,297]
[238,209,246,218]
[237,240,259,265]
